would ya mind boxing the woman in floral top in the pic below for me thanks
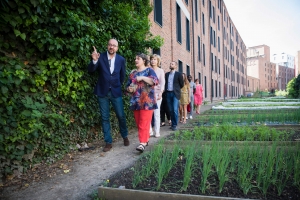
[126,53,158,152]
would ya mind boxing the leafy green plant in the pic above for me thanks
[199,145,213,193]
[181,142,196,191]
[0,0,163,178]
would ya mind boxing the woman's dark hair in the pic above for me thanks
[136,53,149,66]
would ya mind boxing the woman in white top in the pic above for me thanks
[149,54,165,137]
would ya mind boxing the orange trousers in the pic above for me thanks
[133,110,154,143]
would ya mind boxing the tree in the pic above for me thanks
[287,74,300,98]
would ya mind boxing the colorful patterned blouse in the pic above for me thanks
[126,67,159,110]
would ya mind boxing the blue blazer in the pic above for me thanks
[164,71,184,100]
[88,52,126,98]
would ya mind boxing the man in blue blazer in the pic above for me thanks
[88,39,129,152]
[164,61,184,131]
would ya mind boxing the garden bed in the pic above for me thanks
[100,103,300,199]
[103,125,300,200]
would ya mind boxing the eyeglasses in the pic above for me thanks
[108,44,118,48]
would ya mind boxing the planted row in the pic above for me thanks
[205,108,298,115]
[120,140,300,198]
[195,110,300,125]
[171,124,291,141]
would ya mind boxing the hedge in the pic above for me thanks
[0,0,163,179]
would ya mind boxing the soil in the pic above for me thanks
[107,157,300,200]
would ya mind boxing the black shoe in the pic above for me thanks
[103,143,112,152]
[123,137,130,146]
[171,126,177,131]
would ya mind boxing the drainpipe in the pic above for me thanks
[170,0,173,60]
[209,2,212,103]
[191,0,196,79]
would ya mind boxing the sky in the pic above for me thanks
[223,0,300,56]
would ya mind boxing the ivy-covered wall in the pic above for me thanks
[0,0,163,179]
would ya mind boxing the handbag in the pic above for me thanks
[187,103,191,112]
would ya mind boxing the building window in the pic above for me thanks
[154,0,163,26]
[195,0,198,22]
[152,48,161,55]
[202,13,205,34]
[213,30,216,47]
[211,79,214,97]
[203,44,206,66]
[198,36,201,61]
[176,4,182,43]
[218,59,220,74]
[215,80,218,97]
[211,53,214,71]
[218,16,220,30]
[218,37,220,52]
[202,0,205,6]
[210,27,213,45]
[213,6,215,23]
[186,65,190,75]
[219,81,221,97]
[186,18,190,51]
[185,0,188,5]
[178,60,183,73]
[198,72,201,83]
[204,76,207,97]
[209,0,212,18]
[215,56,217,73]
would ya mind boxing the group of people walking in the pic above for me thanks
[88,38,203,153]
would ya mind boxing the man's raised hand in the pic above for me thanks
[91,46,100,61]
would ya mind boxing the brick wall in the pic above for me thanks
[148,0,247,101]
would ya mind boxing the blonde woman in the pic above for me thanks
[179,73,190,124]
[149,54,165,138]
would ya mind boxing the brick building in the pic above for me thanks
[246,45,277,92]
[277,64,295,90]
[295,50,300,77]
[148,0,247,101]
[247,45,296,92]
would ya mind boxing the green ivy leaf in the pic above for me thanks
[1,86,8,94]
[30,0,38,7]
[13,29,21,37]
[18,7,25,14]
[21,85,28,92]
[21,110,31,117]
[20,33,26,40]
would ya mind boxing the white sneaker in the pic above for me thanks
[149,131,154,136]
[155,133,160,138]
[189,116,193,119]
[186,117,188,120]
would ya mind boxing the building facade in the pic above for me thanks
[271,52,295,69]
[148,0,247,101]
[296,50,300,76]
[246,45,277,92]
[277,64,295,90]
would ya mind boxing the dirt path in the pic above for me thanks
[0,104,215,200]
